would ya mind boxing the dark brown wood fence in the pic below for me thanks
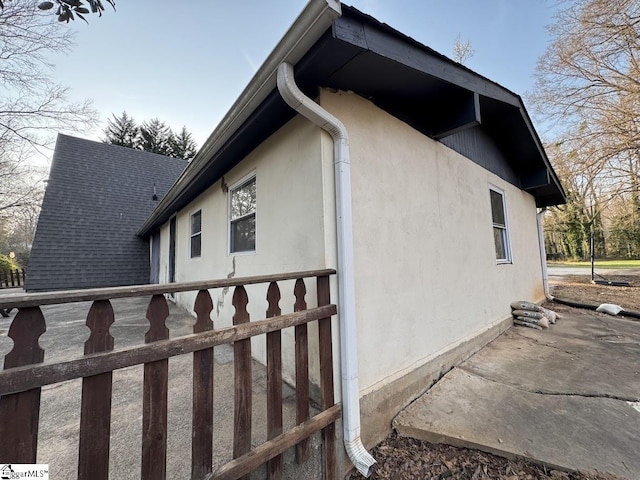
[0,269,339,480]
[0,268,25,288]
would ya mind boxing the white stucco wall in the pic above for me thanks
[157,115,332,386]
[157,88,546,404]
[319,89,545,396]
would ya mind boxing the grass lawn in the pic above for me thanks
[547,259,640,269]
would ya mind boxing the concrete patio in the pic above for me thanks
[394,309,640,479]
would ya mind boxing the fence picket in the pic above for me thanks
[293,278,310,464]
[266,282,283,480]
[0,306,46,463]
[232,286,251,480]
[141,294,170,480]
[317,275,337,479]
[192,289,214,478]
[0,269,339,480]
[78,300,115,480]
[0,268,25,289]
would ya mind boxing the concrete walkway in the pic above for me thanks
[394,311,640,479]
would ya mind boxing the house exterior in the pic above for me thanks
[135,1,565,473]
[26,135,186,291]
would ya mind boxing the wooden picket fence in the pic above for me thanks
[0,268,25,288]
[0,269,339,480]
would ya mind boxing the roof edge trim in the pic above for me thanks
[139,0,342,237]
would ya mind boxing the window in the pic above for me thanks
[229,175,256,253]
[490,187,511,263]
[190,210,202,258]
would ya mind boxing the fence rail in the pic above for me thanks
[0,269,339,480]
[0,268,25,289]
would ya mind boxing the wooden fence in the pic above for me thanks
[0,268,25,288]
[0,269,339,480]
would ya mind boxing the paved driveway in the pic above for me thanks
[394,308,640,479]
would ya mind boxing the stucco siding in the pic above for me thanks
[319,89,544,395]
[157,115,328,384]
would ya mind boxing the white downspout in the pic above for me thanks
[277,62,376,477]
[536,208,552,300]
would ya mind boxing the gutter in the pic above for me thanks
[277,62,376,477]
[139,0,342,237]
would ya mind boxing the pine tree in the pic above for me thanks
[103,111,139,148]
[169,126,198,160]
[139,118,172,156]
[102,113,199,159]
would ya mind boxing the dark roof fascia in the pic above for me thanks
[516,103,567,206]
[334,6,566,206]
[335,6,522,108]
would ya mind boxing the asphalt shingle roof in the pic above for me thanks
[26,134,186,292]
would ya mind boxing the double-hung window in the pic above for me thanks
[489,187,511,263]
[190,210,202,258]
[229,175,256,253]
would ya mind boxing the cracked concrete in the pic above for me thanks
[394,311,640,479]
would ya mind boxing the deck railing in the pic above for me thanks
[0,269,339,480]
[0,268,25,288]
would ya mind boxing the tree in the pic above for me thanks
[103,113,199,160]
[0,0,115,23]
[452,33,474,65]
[139,118,173,156]
[103,111,139,148]
[533,0,640,258]
[169,126,198,161]
[0,0,96,221]
[542,139,609,260]
[0,0,97,150]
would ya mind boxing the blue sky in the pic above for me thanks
[48,0,559,148]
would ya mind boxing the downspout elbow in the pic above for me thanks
[277,62,376,477]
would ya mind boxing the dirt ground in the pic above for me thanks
[549,274,640,313]
[346,272,639,480]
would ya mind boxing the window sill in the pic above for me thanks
[228,250,256,257]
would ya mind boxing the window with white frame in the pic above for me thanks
[190,210,202,258]
[489,187,511,263]
[229,175,256,253]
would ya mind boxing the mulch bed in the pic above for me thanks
[347,432,624,480]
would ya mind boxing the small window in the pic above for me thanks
[490,187,511,263]
[190,210,202,258]
[229,175,256,253]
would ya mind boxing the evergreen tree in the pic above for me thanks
[169,126,198,160]
[103,111,139,148]
[102,113,199,159]
[139,118,172,156]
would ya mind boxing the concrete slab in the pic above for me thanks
[394,312,640,479]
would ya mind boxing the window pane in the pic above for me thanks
[230,214,255,252]
[191,233,201,257]
[231,178,256,220]
[494,227,507,260]
[490,190,505,226]
[191,210,201,234]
